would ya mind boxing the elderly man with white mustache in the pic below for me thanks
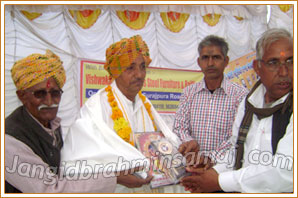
[5,50,120,193]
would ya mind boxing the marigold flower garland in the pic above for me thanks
[138,92,157,131]
[105,85,157,146]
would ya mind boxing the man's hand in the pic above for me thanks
[178,140,199,164]
[180,168,221,193]
[117,173,153,188]
[192,155,214,171]
[179,140,199,155]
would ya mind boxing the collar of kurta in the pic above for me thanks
[247,83,290,109]
[25,107,61,134]
[111,81,144,112]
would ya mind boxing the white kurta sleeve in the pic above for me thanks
[218,115,293,193]
[5,134,117,193]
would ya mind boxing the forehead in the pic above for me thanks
[199,45,223,56]
[263,38,293,59]
[130,54,145,65]
[28,77,59,90]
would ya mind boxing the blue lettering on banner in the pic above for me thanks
[142,91,181,101]
[86,88,99,98]
[226,62,253,80]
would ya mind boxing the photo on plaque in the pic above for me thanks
[134,132,189,188]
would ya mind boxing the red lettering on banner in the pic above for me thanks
[147,78,160,88]
[86,74,111,85]
[184,80,195,87]
[181,81,185,89]
[160,79,180,89]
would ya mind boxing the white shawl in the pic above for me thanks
[61,83,181,173]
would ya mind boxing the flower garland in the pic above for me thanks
[105,85,157,146]
[138,92,157,131]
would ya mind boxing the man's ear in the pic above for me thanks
[224,56,230,68]
[253,60,261,76]
[16,90,26,104]
[197,57,201,68]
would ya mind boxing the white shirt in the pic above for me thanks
[213,84,293,193]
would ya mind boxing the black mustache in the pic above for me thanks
[277,79,291,84]
[131,79,144,84]
[206,66,217,70]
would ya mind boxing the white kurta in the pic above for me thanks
[61,81,187,193]
[213,84,293,193]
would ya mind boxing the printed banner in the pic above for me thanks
[80,52,257,114]
[141,67,203,113]
[225,51,258,90]
[80,60,203,114]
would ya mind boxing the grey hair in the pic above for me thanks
[256,28,293,60]
[198,35,229,59]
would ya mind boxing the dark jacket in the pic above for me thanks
[5,106,63,193]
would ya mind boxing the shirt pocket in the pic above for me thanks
[214,105,235,138]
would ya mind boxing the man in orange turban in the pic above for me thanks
[6,50,118,193]
[11,49,66,91]
[104,35,151,79]
[62,35,186,193]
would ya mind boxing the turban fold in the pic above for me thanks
[11,49,66,90]
[104,35,152,79]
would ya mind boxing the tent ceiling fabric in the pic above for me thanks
[4,4,293,133]
[7,4,267,18]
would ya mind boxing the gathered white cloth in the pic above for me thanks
[61,81,187,193]
[213,84,293,193]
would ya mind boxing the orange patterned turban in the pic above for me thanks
[11,50,66,90]
[104,35,152,79]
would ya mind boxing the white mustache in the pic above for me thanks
[38,104,59,111]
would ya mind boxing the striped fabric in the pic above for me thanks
[104,35,151,79]
[173,77,248,158]
[11,49,66,90]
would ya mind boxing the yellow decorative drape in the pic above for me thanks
[234,16,244,21]
[279,5,293,13]
[160,12,189,33]
[21,10,42,20]
[69,9,101,29]
[202,13,221,26]
[117,10,150,30]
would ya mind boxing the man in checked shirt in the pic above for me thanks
[173,35,248,167]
